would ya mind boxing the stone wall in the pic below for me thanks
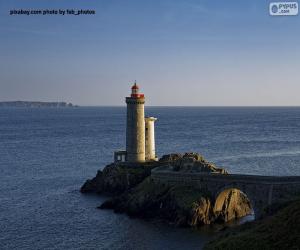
[151,170,300,218]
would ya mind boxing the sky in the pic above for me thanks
[0,0,300,106]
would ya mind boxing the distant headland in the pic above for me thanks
[0,101,77,108]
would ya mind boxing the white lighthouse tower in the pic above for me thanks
[125,82,146,162]
[145,117,157,161]
[114,82,157,163]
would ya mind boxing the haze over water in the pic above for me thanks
[1,107,300,249]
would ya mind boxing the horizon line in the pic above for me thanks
[1,101,300,108]
[79,105,300,108]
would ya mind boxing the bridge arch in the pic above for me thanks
[151,170,300,220]
[213,183,257,219]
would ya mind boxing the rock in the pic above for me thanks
[98,178,252,227]
[80,163,153,194]
[214,189,252,222]
[169,152,228,174]
[98,199,116,209]
[82,152,227,195]
[189,197,214,225]
[81,152,244,229]
[183,152,205,162]
[81,152,227,194]
[80,170,103,193]
[159,153,182,162]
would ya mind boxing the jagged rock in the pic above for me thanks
[169,152,228,174]
[98,199,115,209]
[99,178,252,227]
[214,189,252,222]
[81,152,227,194]
[99,178,214,226]
[81,152,242,228]
[159,153,182,162]
[183,152,205,162]
[189,197,214,225]
[80,163,152,194]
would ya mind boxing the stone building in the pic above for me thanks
[114,82,157,163]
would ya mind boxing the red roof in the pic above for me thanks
[131,94,144,98]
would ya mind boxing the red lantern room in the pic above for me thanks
[131,81,144,98]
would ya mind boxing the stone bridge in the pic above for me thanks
[151,168,300,218]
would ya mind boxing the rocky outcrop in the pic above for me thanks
[214,189,252,222]
[99,178,252,226]
[158,152,228,174]
[159,153,183,162]
[80,163,153,194]
[99,177,215,226]
[81,152,248,228]
[81,152,228,194]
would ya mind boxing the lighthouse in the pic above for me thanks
[125,82,146,162]
[114,82,157,163]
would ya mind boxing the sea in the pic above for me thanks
[1,107,300,250]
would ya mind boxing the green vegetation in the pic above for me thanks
[204,199,300,250]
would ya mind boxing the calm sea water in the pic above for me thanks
[1,107,300,249]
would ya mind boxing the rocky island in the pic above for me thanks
[81,152,253,227]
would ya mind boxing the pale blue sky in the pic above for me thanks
[0,0,300,106]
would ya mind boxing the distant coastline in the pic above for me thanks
[0,101,77,108]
